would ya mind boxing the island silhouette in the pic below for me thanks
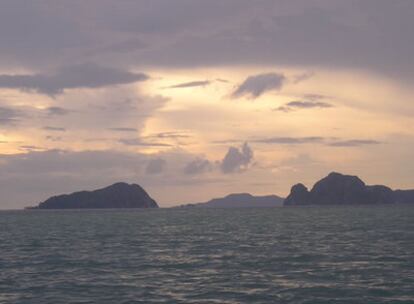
[27,172,413,209]
[29,182,158,209]
[178,193,284,208]
[285,172,414,205]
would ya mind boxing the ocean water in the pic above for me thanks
[0,206,413,304]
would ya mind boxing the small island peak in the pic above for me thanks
[29,182,158,209]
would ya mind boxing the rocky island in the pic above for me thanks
[179,193,284,208]
[29,182,158,209]
[26,173,413,209]
[284,172,414,205]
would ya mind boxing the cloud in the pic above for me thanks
[253,136,382,147]
[0,149,223,208]
[19,145,44,152]
[147,132,191,139]
[0,63,148,95]
[304,94,327,101]
[293,72,314,84]
[42,126,66,132]
[231,73,286,99]
[119,138,171,147]
[165,80,210,89]
[212,139,243,145]
[0,1,414,80]
[329,139,382,147]
[0,149,148,208]
[184,158,212,175]
[40,88,168,141]
[0,106,23,125]
[46,107,71,116]
[142,2,414,79]
[275,101,333,112]
[288,101,333,108]
[253,137,325,145]
[86,38,147,56]
[108,127,137,132]
[145,158,167,175]
[45,135,63,142]
[221,142,253,173]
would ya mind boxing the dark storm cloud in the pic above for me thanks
[165,80,210,89]
[183,158,212,175]
[145,158,167,175]
[0,63,148,95]
[275,101,333,112]
[42,126,66,132]
[221,142,253,174]
[329,139,382,147]
[232,73,286,99]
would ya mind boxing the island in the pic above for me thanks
[29,182,158,209]
[26,173,413,209]
[284,172,414,205]
[178,193,284,208]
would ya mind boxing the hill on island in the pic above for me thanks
[284,172,414,205]
[179,193,284,208]
[29,182,158,209]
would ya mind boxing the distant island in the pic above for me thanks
[26,172,413,210]
[29,182,158,209]
[178,193,284,208]
[284,172,414,205]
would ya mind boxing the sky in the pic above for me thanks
[1,0,414,209]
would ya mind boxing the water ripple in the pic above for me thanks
[0,206,413,303]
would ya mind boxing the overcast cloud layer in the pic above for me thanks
[0,1,413,79]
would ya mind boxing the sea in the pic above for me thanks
[0,206,413,304]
